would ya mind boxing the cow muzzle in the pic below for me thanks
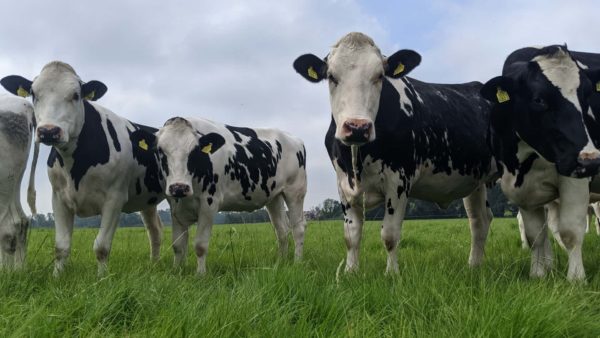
[573,154,600,178]
[340,118,373,145]
[168,183,192,198]
[37,125,64,145]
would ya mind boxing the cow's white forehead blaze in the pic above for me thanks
[533,48,597,155]
[533,48,581,111]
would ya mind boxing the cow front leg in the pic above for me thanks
[171,210,190,268]
[463,184,492,267]
[380,193,408,274]
[52,193,74,277]
[93,199,125,277]
[140,206,163,261]
[519,207,550,278]
[557,176,589,281]
[343,201,364,272]
[195,210,216,275]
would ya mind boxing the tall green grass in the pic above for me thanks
[1,218,600,337]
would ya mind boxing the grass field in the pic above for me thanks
[2,218,600,337]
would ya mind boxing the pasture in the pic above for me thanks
[2,218,600,337]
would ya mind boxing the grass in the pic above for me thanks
[2,218,600,337]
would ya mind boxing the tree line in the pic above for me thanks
[30,186,516,228]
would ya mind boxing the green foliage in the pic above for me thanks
[2,218,600,336]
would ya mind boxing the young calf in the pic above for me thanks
[153,117,307,274]
[0,95,38,268]
[1,62,164,276]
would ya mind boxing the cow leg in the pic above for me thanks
[516,212,529,249]
[171,211,190,268]
[14,216,29,269]
[265,194,290,257]
[195,210,216,275]
[284,191,307,261]
[380,193,408,274]
[520,207,550,278]
[140,206,163,261]
[52,193,74,277]
[592,202,600,235]
[93,199,125,277]
[557,176,588,281]
[343,201,364,272]
[463,185,492,267]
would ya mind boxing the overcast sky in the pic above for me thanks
[2,0,600,214]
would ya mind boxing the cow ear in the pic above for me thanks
[1,75,33,97]
[81,80,107,101]
[385,50,421,78]
[131,129,156,152]
[198,133,225,155]
[584,68,600,94]
[293,54,327,83]
[481,76,514,104]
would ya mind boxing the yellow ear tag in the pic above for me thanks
[201,143,212,154]
[496,87,510,103]
[596,81,600,92]
[138,139,148,151]
[307,66,318,80]
[84,91,95,100]
[393,63,405,76]
[16,86,29,98]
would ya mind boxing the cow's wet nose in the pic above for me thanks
[574,156,600,178]
[37,125,63,144]
[341,119,373,144]
[169,183,191,198]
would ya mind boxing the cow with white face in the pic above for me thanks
[1,62,164,276]
[154,117,307,274]
[0,95,38,268]
[294,32,497,273]
[481,45,600,280]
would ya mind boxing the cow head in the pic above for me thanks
[293,32,421,145]
[155,117,225,198]
[481,45,600,178]
[1,61,107,146]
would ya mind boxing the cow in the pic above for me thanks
[293,32,497,274]
[0,95,38,268]
[1,61,164,276]
[152,117,307,274]
[480,45,600,281]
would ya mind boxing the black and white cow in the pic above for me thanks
[293,32,497,273]
[481,45,600,280]
[152,117,307,274]
[1,61,164,276]
[0,94,38,268]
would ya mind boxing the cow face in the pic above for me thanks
[1,61,106,146]
[294,32,421,145]
[155,117,225,198]
[481,46,600,177]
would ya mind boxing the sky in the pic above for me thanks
[1,0,600,214]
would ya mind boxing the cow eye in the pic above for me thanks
[328,74,338,85]
[374,73,384,83]
[72,92,80,101]
[532,97,548,111]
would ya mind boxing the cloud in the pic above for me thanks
[1,0,388,214]
[5,0,600,216]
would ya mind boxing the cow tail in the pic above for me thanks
[27,119,39,216]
